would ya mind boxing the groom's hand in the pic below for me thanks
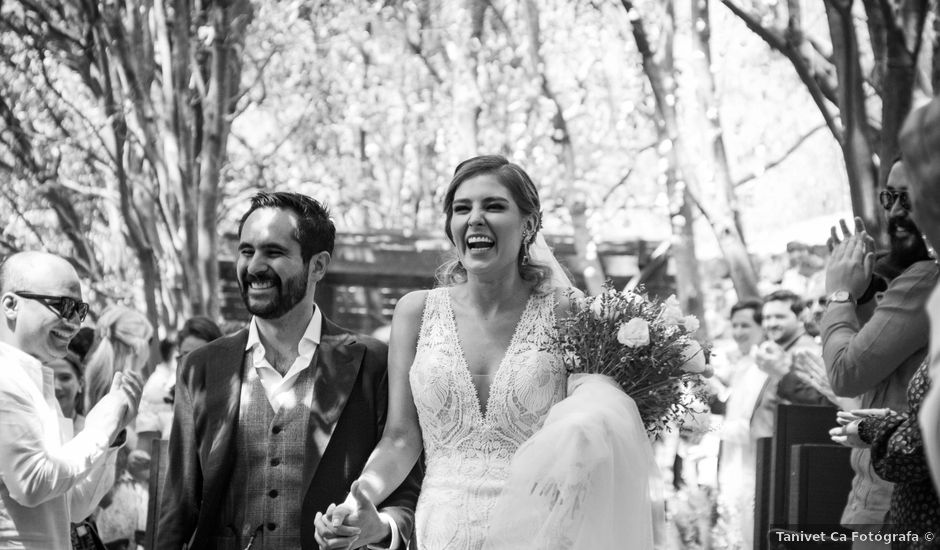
[315,503,360,550]
[326,481,392,549]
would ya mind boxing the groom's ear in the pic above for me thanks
[307,251,331,284]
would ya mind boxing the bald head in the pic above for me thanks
[0,252,79,295]
[0,252,83,362]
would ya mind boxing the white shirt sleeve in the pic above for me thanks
[0,384,116,508]
[367,512,401,550]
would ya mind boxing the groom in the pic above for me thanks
[158,192,420,550]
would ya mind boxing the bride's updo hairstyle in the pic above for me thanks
[437,155,551,289]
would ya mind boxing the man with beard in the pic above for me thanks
[158,192,420,550]
[820,159,938,549]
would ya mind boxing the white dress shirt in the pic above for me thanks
[0,341,118,550]
[245,306,322,410]
[919,284,940,494]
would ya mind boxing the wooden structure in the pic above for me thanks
[756,404,854,549]
[220,232,672,334]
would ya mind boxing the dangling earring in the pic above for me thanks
[521,229,532,265]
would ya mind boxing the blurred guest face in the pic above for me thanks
[236,208,311,319]
[176,335,209,367]
[885,162,930,267]
[730,308,763,352]
[762,300,801,345]
[49,358,81,418]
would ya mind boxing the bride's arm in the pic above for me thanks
[353,290,426,505]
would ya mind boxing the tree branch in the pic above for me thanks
[735,123,827,187]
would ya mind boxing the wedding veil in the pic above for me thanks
[483,234,664,550]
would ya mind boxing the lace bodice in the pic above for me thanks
[409,287,566,550]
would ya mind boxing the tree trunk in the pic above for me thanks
[824,1,884,240]
[453,0,486,157]
[620,0,708,337]
[687,0,760,300]
[522,0,605,295]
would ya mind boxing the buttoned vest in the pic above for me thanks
[216,352,316,549]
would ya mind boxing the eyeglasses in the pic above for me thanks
[13,292,90,322]
[879,190,911,211]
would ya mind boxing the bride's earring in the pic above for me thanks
[521,229,532,265]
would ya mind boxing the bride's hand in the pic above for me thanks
[568,373,620,396]
[314,502,360,550]
[317,480,391,549]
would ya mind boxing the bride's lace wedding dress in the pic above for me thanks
[409,287,565,550]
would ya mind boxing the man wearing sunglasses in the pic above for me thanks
[0,251,144,550]
[820,159,938,548]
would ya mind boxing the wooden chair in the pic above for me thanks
[144,439,170,550]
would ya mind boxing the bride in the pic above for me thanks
[316,155,659,550]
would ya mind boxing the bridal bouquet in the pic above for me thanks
[554,284,711,438]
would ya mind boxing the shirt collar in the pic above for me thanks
[245,305,322,355]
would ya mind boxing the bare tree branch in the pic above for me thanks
[735,123,827,187]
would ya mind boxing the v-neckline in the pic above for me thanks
[444,289,536,422]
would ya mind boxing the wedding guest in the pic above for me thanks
[49,351,86,429]
[715,299,767,550]
[834,357,939,549]
[0,251,142,550]
[83,306,153,414]
[899,95,940,497]
[754,290,829,407]
[137,316,222,454]
[820,160,937,548]
[157,192,420,550]
[82,305,153,549]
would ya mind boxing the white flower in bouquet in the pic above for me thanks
[617,318,651,348]
[660,295,685,326]
[680,339,708,374]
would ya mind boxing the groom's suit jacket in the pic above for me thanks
[156,316,421,550]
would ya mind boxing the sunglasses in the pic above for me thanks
[13,292,90,322]
[878,190,911,211]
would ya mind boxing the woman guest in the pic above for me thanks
[83,305,153,550]
[713,299,766,550]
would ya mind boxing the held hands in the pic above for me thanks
[315,481,389,550]
[826,217,875,297]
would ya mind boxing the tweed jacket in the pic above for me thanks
[156,316,421,550]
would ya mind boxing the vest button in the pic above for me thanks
[271,425,282,434]
[268,489,278,498]
[267,522,277,531]
[270,457,281,466]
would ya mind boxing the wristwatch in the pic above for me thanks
[826,290,855,306]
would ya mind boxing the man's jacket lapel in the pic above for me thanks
[302,319,364,496]
[201,329,247,512]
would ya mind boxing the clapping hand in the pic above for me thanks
[315,481,388,550]
[84,370,144,443]
[825,217,875,297]
[111,370,144,428]
[828,408,889,448]
[754,341,790,378]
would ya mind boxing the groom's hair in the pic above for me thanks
[238,191,335,261]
